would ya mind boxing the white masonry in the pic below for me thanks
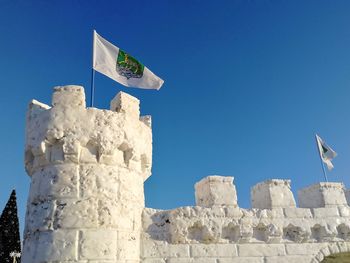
[23,86,350,263]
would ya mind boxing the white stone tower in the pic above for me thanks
[22,85,152,262]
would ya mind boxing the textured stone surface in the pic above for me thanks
[251,179,296,209]
[195,176,237,207]
[23,86,152,263]
[23,86,350,263]
[142,177,350,262]
[298,182,347,208]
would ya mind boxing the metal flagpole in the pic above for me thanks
[315,134,328,182]
[90,69,95,107]
[90,30,96,107]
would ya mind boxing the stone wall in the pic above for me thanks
[22,86,350,263]
[22,86,152,262]
[142,177,350,263]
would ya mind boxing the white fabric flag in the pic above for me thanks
[93,30,164,90]
[316,134,337,170]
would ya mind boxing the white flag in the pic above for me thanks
[316,134,337,170]
[93,30,164,90]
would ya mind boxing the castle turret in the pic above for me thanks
[22,86,152,262]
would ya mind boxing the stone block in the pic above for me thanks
[283,208,312,218]
[79,229,118,260]
[110,91,140,119]
[251,179,296,209]
[298,182,347,208]
[312,207,339,218]
[141,239,169,258]
[25,200,55,232]
[143,259,167,263]
[195,176,237,207]
[168,244,190,258]
[238,244,286,257]
[35,230,78,262]
[119,171,144,204]
[117,231,140,260]
[190,244,237,257]
[52,85,86,108]
[285,243,327,255]
[38,164,79,199]
[224,206,243,218]
[98,199,140,231]
[265,256,314,263]
[79,165,120,198]
[167,259,216,263]
[53,198,99,229]
[218,258,264,263]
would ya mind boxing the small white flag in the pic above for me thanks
[93,30,164,90]
[316,134,337,170]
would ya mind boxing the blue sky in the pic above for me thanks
[1,0,350,234]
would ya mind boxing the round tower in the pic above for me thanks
[22,85,152,262]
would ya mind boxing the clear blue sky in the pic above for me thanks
[1,0,350,234]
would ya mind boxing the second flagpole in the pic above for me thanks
[315,134,328,182]
[90,69,95,107]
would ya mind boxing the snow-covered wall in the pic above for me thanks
[142,178,350,263]
[22,86,152,262]
[22,86,350,263]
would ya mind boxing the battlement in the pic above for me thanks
[144,176,350,245]
[25,85,152,180]
[142,176,350,263]
[22,86,153,262]
[23,86,350,263]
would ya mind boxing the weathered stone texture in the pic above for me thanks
[195,176,237,207]
[23,86,152,263]
[251,179,296,209]
[298,182,347,208]
[24,86,350,263]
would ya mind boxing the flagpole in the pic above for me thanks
[315,134,328,182]
[90,69,95,107]
[90,30,96,107]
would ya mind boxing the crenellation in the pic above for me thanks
[23,85,350,263]
[251,179,296,209]
[195,176,237,208]
[52,85,86,108]
[23,86,152,263]
[298,182,348,208]
[110,91,140,118]
[142,176,350,254]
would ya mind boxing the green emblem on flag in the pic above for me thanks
[116,49,144,79]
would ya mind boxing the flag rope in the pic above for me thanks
[315,134,328,182]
